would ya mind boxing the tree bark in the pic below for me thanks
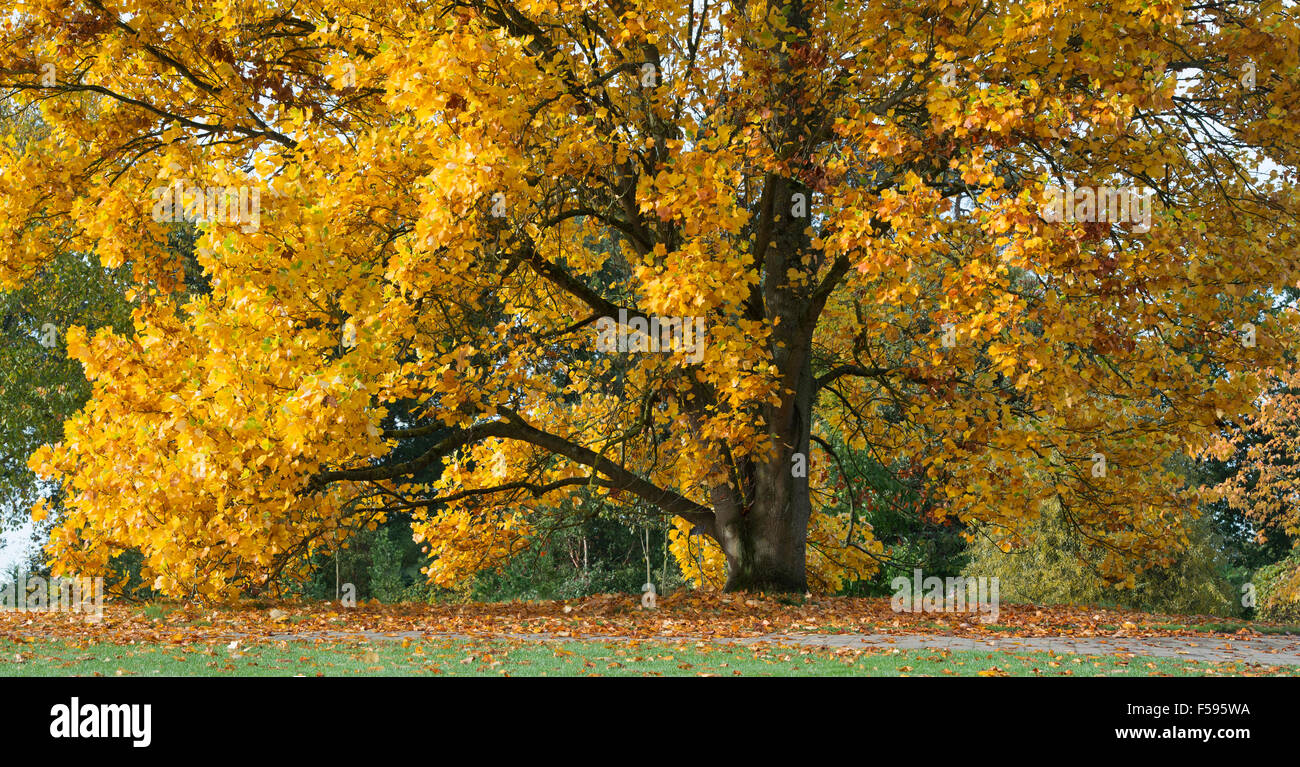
[717,361,813,593]
[715,206,816,593]
[718,496,810,593]
[707,0,822,594]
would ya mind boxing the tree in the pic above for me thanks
[963,498,1237,617]
[0,245,134,566]
[1251,554,1300,621]
[2,1,1299,598]
[1207,367,1300,550]
[0,99,137,574]
[1204,366,1300,612]
[1187,417,1292,596]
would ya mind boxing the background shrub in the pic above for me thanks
[963,500,1238,617]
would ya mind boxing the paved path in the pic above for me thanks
[254,629,1300,666]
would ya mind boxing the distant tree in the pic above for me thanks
[1206,368,1300,554]
[1205,367,1300,616]
[963,499,1237,617]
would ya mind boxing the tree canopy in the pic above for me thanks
[1,0,1298,598]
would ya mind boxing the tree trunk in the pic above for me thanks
[715,241,815,593]
[706,0,821,592]
[717,407,813,593]
[718,493,810,593]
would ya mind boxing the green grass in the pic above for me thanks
[2,637,1294,676]
[1151,620,1300,635]
[803,618,1300,636]
[1091,619,1300,636]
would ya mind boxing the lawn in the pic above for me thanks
[2,636,1294,677]
[5,594,1298,677]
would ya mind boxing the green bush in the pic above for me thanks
[107,548,156,601]
[811,442,969,597]
[291,500,683,604]
[464,516,683,602]
[1252,556,1300,622]
[963,500,1238,617]
[367,526,408,603]
[294,520,424,603]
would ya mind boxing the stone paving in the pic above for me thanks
[256,628,1300,665]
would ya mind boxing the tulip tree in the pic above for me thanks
[1,0,1298,597]
[1208,367,1300,548]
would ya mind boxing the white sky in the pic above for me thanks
[0,513,40,575]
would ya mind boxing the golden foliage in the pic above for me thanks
[0,0,1296,598]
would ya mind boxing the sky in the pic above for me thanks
[0,511,39,576]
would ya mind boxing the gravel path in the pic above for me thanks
[254,629,1300,666]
